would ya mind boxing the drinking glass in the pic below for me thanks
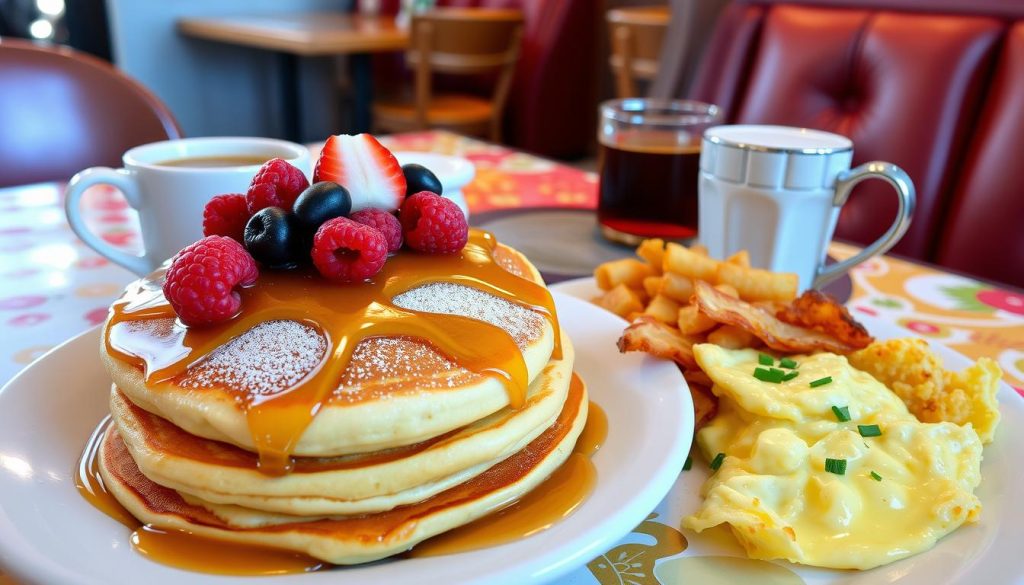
[597,99,720,244]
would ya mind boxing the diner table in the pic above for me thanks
[178,13,410,139]
[0,130,1021,585]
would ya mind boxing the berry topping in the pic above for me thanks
[202,193,249,243]
[402,163,443,196]
[311,217,388,282]
[244,207,302,269]
[400,192,468,254]
[293,181,352,232]
[351,208,403,253]
[162,236,258,327]
[246,158,310,214]
[313,134,406,212]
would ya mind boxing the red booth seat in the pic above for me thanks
[689,1,1024,287]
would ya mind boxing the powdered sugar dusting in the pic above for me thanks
[392,282,543,349]
[175,283,544,401]
[180,321,326,397]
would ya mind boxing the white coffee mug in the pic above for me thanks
[65,137,311,276]
[698,125,915,291]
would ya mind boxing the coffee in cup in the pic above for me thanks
[65,137,311,276]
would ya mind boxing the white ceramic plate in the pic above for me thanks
[0,292,692,585]
[552,277,1024,585]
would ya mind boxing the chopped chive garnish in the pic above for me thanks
[758,353,774,366]
[683,455,693,471]
[782,370,799,381]
[858,424,882,437]
[831,405,851,422]
[779,357,798,369]
[870,471,883,481]
[825,458,847,475]
[754,367,785,383]
[810,376,833,388]
[709,452,725,471]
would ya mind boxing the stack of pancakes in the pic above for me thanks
[95,242,586,565]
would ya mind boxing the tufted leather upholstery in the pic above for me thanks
[361,0,596,158]
[689,1,1024,286]
[937,24,1024,287]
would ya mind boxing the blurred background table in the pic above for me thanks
[1,130,1022,585]
[178,13,409,138]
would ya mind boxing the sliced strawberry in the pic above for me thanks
[313,134,407,212]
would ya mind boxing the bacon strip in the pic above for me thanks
[617,315,699,369]
[693,281,861,354]
[777,290,873,350]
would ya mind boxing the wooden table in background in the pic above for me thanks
[178,13,410,138]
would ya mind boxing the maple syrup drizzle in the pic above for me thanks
[410,377,607,557]
[76,378,605,575]
[104,230,561,476]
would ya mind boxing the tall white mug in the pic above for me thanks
[65,137,311,276]
[698,125,915,291]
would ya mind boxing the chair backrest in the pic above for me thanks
[407,9,524,124]
[607,6,670,98]
[0,38,181,188]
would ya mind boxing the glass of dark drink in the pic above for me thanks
[598,99,720,244]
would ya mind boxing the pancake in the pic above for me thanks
[98,377,588,565]
[102,241,559,458]
[111,333,575,517]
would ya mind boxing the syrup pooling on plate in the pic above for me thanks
[105,230,561,476]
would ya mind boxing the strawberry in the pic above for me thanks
[313,134,407,213]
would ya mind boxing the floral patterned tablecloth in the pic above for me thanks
[0,130,1020,585]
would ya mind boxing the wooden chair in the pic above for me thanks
[372,8,524,142]
[0,38,181,187]
[607,6,671,98]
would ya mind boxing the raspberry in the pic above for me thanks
[311,217,388,282]
[350,209,403,253]
[399,192,468,254]
[202,194,249,243]
[162,236,259,327]
[246,158,310,214]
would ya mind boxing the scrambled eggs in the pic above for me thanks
[683,344,984,570]
[849,338,1001,443]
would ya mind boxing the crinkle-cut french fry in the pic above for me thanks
[643,294,681,324]
[715,261,798,302]
[596,283,645,318]
[636,238,666,272]
[677,303,717,335]
[664,242,720,282]
[642,275,664,298]
[714,283,740,298]
[660,271,695,303]
[726,250,751,268]
[690,243,709,256]
[707,324,758,349]
[595,258,655,291]
[617,316,699,369]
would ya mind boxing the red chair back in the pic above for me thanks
[0,38,181,187]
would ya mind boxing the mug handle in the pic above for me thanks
[813,162,916,289]
[64,167,152,276]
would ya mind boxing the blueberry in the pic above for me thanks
[293,181,352,230]
[402,164,443,196]
[244,207,301,269]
